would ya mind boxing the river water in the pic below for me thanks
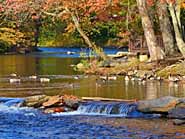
[0,47,184,138]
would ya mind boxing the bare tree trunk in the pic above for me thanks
[168,3,185,58]
[65,7,107,60]
[157,2,176,56]
[136,0,165,61]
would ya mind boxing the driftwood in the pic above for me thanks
[81,97,137,102]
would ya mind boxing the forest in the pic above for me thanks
[0,0,184,59]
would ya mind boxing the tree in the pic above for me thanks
[42,0,121,60]
[136,0,165,61]
[166,0,185,58]
[146,0,185,58]
[156,1,176,56]
[0,0,42,48]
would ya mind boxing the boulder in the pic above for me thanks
[168,107,185,119]
[63,95,81,110]
[23,95,49,108]
[173,119,185,125]
[137,96,180,113]
[42,95,62,107]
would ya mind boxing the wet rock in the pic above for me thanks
[173,119,185,125]
[44,107,65,114]
[42,95,62,107]
[54,107,65,113]
[23,95,49,108]
[168,107,185,119]
[137,96,180,113]
[63,95,81,110]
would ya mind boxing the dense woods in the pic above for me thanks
[0,0,185,60]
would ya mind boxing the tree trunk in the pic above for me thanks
[168,3,185,58]
[136,0,165,61]
[157,2,176,56]
[65,7,107,60]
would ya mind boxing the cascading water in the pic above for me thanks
[0,97,160,118]
[0,97,38,117]
[0,97,25,107]
[76,101,160,118]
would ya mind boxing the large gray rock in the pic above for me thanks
[168,107,185,119]
[23,95,49,108]
[137,96,180,113]
[168,99,185,119]
[63,95,81,110]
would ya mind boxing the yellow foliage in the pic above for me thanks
[65,23,75,33]
[0,27,25,46]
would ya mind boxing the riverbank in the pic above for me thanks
[76,56,185,83]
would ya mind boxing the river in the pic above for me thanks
[0,47,184,138]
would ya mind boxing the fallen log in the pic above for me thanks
[81,97,137,102]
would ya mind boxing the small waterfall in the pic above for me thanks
[77,101,161,118]
[0,97,25,107]
[77,101,138,117]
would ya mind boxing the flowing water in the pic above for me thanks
[0,47,184,138]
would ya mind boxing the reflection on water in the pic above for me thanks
[0,47,184,100]
[0,55,80,76]
[71,77,185,100]
[0,75,184,100]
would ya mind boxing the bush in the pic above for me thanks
[0,40,10,53]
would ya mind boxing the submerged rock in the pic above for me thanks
[137,96,180,113]
[23,95,49,108]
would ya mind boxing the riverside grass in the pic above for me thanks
[77,58,185,79]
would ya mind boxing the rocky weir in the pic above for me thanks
[0,95,184,125]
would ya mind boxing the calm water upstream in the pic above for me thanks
[0,47,184,138]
